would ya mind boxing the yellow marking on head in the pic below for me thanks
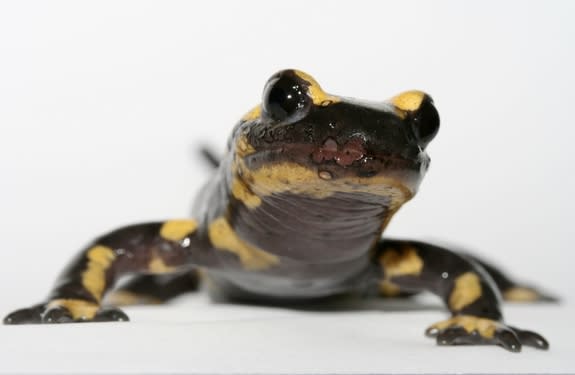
[82,245,116,302]
[231,177,262,208]
[391,90,425,112]
[429,315,501,339]
[379,280,402,297]
[148,253,176,274]
[503,286,540,302]
[380,246,424,278]
[160,220,198,242]
[449,272,482,311]
[230,150,261,209]
[236,134,257,158]
[208,217,279,270]
[235,160,412,213]
[293,70,341,106]
[104,291,162,306]
[47,299,99,320]
[242,105,262,122]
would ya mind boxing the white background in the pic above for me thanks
[0,1,574,373]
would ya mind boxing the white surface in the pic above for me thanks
[0,0,574,374]
[0,295,573,374]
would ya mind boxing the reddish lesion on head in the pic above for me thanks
[311,137,366,167]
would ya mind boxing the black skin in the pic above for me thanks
[5,70,554,352]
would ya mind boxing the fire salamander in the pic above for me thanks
[5,70,554,352]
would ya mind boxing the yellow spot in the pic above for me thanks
[47,299,99,320]
[160,220,198,242]
[231,177,262,208]
[230,152,262,209]
[82,245,116,302]
[379,280,402,297]
[236,134,257,157]
[293,70,341,106]
[104,291,162,306]
[232,135,260,208]
[235,159,412,213]
[503,286,540,302]
[449,272,482,311]
[148,254,176,274]
[380,246,424,278]
[391,90,425,112]
[208,217,279,270]
[242,105,261,121]
[428,315,501,339]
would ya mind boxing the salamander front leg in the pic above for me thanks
[4,220,213,324]
[375,239,549,352]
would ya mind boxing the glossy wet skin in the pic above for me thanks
[233,70,439,197]
[4,69,552,353]
[218,70,440,265]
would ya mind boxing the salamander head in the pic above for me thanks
[230,69,439,209]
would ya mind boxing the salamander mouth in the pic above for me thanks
[245,140,421,173]
[241,140,427,194]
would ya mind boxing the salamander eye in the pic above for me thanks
[410,95,440,148]
[392,91,440,148]
[391,90,439,148]
[262,71,311,121]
